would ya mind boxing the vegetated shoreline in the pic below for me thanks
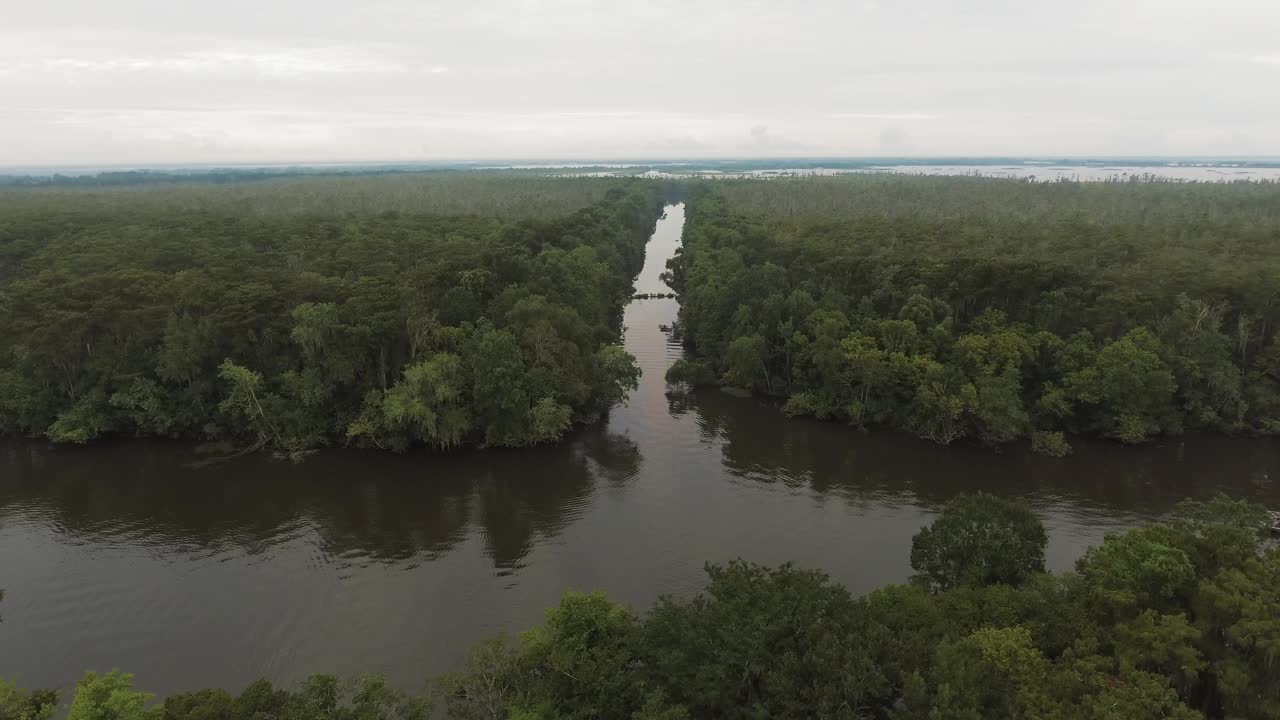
[3,494,1275,719]
[0,177,666,456]
[664,175,1280,456]
[6,172,1280,459]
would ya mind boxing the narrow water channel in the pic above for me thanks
[1,203,1278,695]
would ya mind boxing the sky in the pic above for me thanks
[1,0,1278,166]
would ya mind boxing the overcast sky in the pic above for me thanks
[2,0,1278,165]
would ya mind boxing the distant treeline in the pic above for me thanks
[0,177,664,454]
[0,165,525,188]
[4,494,1276,719]
[666,176,1280,453]
[0,173,626,219]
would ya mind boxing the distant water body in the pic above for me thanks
[840,164,1280,182]
[476,160,1280,182]
[627,164,1280,182]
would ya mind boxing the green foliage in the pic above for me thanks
[897,626,1059,720]
[45,392,115,444]
[669,178,1280,448]
[0,680,57,720]
[1031,430,1072,457]
[431,636,521,720]
[663,359,717,389]
[0,179,664,452]
[67,672,160,720]
[3,495,1274,720]
[362,354,473,450]
[1193,552,1280,719]
[510,591,643,719]
[1074,671,1205,720]
[910,493,1048,592]
[642,561,887,718]
[593,345,642,407]
[1076,526,1197,615]
[1067,327,1178,443]
[158,675,427,720]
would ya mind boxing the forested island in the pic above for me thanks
[0,175,664,454]
[666,176,1280,454]
[3,494,1276,719]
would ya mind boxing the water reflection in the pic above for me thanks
[684,389,1280,514]
[0,430,642,571]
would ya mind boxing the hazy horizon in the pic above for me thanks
[4,0,1278,165]
[8,154,1280,177]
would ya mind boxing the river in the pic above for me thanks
[1,202,1278,695]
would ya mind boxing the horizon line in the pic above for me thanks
[6,154,1280,175]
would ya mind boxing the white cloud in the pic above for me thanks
[25,50,407,76]
[1,0,1278,164]
[826,113,940,121]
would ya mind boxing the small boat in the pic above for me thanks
[658,324,672,332]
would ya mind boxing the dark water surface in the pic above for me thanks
[2,203,1278,695]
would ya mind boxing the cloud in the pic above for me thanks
[827,112,939,121]
[2,0,1279,163]
[878,127,914,154]
[27,50,408,76]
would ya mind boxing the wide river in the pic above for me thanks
[2,203,1278,695]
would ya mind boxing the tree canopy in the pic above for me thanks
[0,177,664,454]
[666,176,1280,452]
[909,492,1048,592]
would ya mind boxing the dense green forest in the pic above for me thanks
[4,494,1276,719]
[666,176,1280,453]
[0,176,664,453]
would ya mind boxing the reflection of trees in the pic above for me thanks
[472,445,594,571]
[684,389,1280,514]
[0,431,641,571]
[579,419,643,488]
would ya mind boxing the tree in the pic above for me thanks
[1066,327,1178,443]
[509,591,643,720]
[592,345,641,409]
[1194,551,1280,719]
[379,353,473,449]
[910,493,1048,592]
[904,356,976,446]
[1074,525,1196,617]
[969,369,1031,445]
[896,626,1059,720]
[722,335,770,392]
[217,360,287,451]
[67,672,160,720]
[0,680,57,720]
[1076,671,1204,720]
[641,561,887,719]
[431,636,521,720]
